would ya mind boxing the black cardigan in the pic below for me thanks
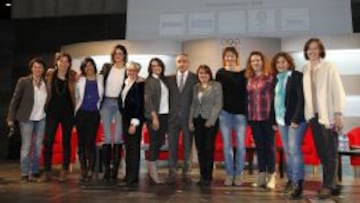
[274,70,305,125]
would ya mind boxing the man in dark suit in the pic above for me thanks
[166,53,197,184]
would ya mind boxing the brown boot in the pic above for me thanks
[40,171,52,182]
[59,169,68,182]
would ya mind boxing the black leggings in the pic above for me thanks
[75,110,100,173]
[249,120,276,173]
[194,117,218,181]
[44,113,74,171]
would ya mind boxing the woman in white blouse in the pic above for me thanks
[144,58,169,184]
[7,58,48,183]
[100,44,127,182]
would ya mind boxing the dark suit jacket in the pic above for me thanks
[7,75,47,122]
[118,79,145,123]
[274,70,305,125]
[165,71,198,123]
[144,75,169,119]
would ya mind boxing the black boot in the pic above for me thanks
[78,150,87,182]
[290,180,303,199]
[331,184,342,196]
[80,170,88,183]
[282,180,293,193]
[111,144,122,182]
[102,144,112,182]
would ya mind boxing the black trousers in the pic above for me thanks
[44,113,74,171]
[249,120,276,173]
[194,117,218,182]
[75,110,100,173]
[310,115,339,189]
[146,114,168,161]
[123,118,142,184]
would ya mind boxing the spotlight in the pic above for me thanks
[5,3,12,7]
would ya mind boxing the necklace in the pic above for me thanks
[55,77,67,96]
[199,83,210,92]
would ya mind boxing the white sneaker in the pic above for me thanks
[224,175,233,186]
[233,174,243,186]
[266,173,276,189]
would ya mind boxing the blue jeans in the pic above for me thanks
[219,110,247,176]
[19,119,46,176]
[100,98,123,144]
[278,122,307,182]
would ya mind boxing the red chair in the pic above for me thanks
[40,125,78,171]
[301,127,320,173]
[347,127,360,166]
[275,130,283,163]
[213,131,224,162]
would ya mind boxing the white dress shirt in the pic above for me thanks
[177,70,189,90]
[105,66,126,97]
[29,81,47,121]
[152,74,169,114]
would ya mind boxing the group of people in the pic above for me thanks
[7,37,345,200]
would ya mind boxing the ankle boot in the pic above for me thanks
[59,169,68,182]
[282,180,293,193]
[148,161,163,184]
[80,170,88,183]
[290,180,303,199]
[111,144,122,181]
[102,144,112,182]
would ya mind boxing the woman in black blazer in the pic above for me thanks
[272,52,306,199]
[119,61,145,186]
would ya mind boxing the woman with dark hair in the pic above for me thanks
[74,57,104,183]
[144,57,169,184]
[302,38,345,199]
[100,44,128,182]
[7,58,47,183]
[245,51,276,189]
[215,47,247,186]
[272,52,306,199]
[119,61,145,186]
[189,65,222,186]
[42,52,77,182]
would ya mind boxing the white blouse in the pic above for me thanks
[105,66,126,97]
[29,81,47,121]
